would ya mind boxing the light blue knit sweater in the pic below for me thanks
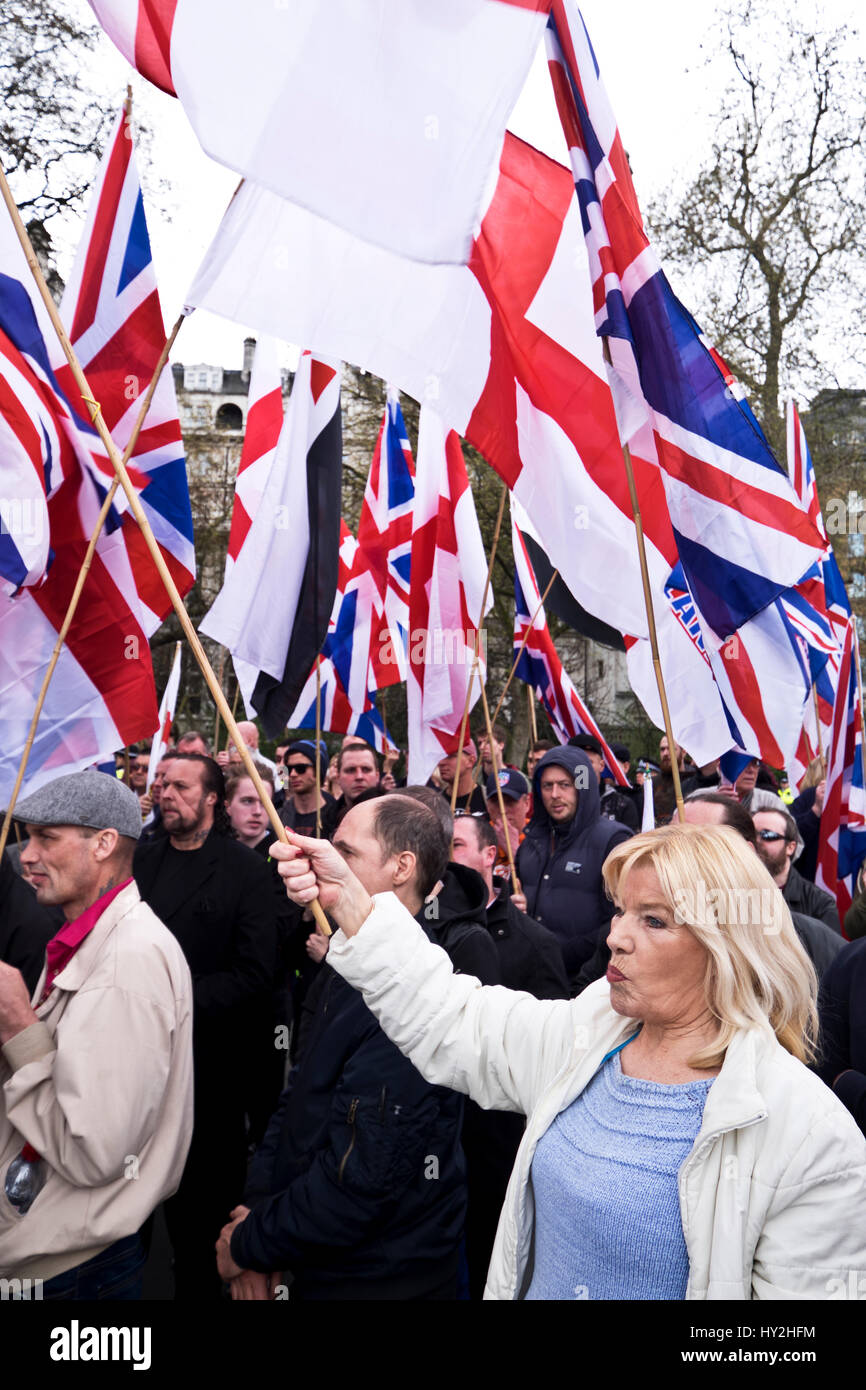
[525,1048,713,1300]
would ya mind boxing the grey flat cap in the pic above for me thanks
[14,770,143,840]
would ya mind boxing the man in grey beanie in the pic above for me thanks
[0,770,193,1298]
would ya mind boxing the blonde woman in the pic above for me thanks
[273,819,866,1300]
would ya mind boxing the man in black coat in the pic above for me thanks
[216,796,466,1300]
[0,849,58,993]
[753,806,841,934]
[816,937,866,1137]
[133,754,279,1300]
[516,746,632,981]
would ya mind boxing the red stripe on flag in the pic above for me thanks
[135,0,178,97]
[70,116,132,343]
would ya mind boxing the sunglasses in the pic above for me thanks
[454,809,488,818]
[757,829,788,843]
[287,763,314,775]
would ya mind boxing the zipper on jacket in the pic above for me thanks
[337,1098,359,1183]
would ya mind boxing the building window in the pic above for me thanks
[215,402,243,430]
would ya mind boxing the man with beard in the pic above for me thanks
[134,754,278,1300]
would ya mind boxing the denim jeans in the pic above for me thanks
[41,1234,145,1301]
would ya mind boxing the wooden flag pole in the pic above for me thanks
[450,482,508,814]
[214,650,225,754]
[810,682,825,776]
[528,684,538,745]
[479,677,521,894]
[490,568,558,731]
[0,160,333,937]
[0,310,185,860]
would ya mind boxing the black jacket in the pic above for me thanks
[599,784,640,833]
[133,828,281,1113]
[516,747,632,975]
[485,885,570,1000]
[418,863,501,985]
[816,937,866,1136]
[0,851,57,994]
[790,786,820,883]
[232,965,466,1298]
[783,865,841,935]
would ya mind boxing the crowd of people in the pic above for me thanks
[0,719,864,1301]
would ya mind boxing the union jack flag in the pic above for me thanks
[816,620,866,924]
[288,521,395,754]
[55,102,195,630]
[357,390,415,689]
[546,3,825,644]
[512,497,627,784]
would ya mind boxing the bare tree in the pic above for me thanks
[648,2,866,454]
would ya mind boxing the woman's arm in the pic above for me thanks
[270,834,582,1116]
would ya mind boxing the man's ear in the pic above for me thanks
[93,828,120,862]
[391,849,417,889]
[484,844,497,870]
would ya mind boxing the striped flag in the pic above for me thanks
[511,497,627,784]
[55,102,195,629]
[200,350,342,735]
[146,641,181,789]
[357,390,415,689]
[546,2,825,643]
[816,621,866,923]
[407,411,492,786]
[88,0,551,265]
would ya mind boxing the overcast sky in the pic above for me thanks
[58,0,862,377]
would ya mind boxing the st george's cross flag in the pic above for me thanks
[200,351,342,736]
[55,102,194,629]
[545,1,826,644]
[357,390,415,690]
[225,335,284,575]
[0,216,158,804]
[407,411,492,786]
[511,496,627,783]
[146,641,181,790]
[88,0,551,264]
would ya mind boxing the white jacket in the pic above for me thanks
[329,892,866,1300]
[0,883,194,1281]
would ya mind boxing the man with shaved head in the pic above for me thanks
[215,795,467,1301]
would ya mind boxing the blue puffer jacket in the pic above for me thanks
[231,965,466,1299]
[515,747,632,976]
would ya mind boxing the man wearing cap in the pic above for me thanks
[0,770,193,1297]
[279,740,334,836]
[484,767,531,881]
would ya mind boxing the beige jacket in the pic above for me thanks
[329,892,866,1301]
[0,882,193,1281]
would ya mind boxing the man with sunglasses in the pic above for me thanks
[752,807,842,935]
[278,741,333,836]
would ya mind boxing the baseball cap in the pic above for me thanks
[485,768,530,801]
[13,770,143,840]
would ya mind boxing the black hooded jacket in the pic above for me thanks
[516,747,632,975]
[418,862,500,985]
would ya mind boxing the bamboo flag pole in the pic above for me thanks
[0,310,185,860]
[0,159,334,936]
[490,568,558,731]
[450,483,508,814]
[528,684,538,745]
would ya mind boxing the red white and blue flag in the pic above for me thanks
[511,497,627,783]
[816,620,866,924]
[546,1,825,643]
[55,102,195,630]
[357,390,415,690]
[288,525,396,755]
[88,0,550,265]
[0,214,158,803]
[407,411,492,786]
[201,350,342,736]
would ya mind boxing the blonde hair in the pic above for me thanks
[603,824,819,1070]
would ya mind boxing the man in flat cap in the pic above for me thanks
[0,770,193,1298]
